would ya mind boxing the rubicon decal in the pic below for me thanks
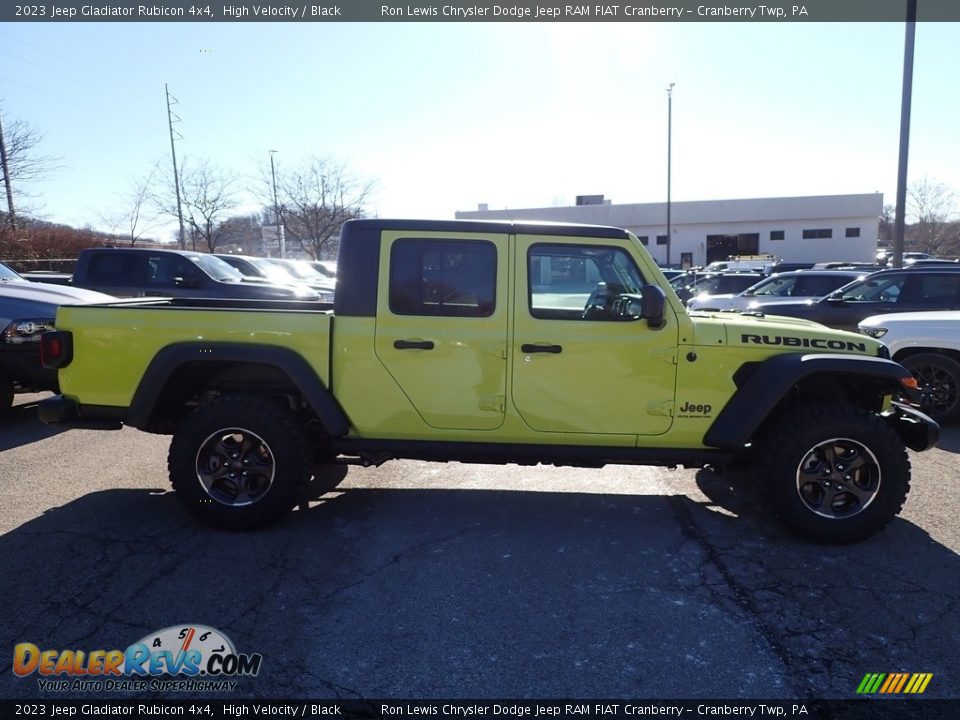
[856,672,933,694]
[740,334,867,352]
[13,625,262,692]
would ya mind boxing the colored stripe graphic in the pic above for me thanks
[857,672,932,694]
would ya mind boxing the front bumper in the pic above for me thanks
[0,344,58,392]
[885,401,939,452]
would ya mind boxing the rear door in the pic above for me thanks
[511,235,678,436]
[374,231,509,431]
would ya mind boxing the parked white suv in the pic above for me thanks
[859,310,960,422]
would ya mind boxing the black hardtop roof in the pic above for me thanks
[342,218,631,240]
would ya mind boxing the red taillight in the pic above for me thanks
[41,331,73,369]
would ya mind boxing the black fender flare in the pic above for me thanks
[704,353,916,449]
[126,342,350,437]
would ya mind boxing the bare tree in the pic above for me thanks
[0,106,60,228]
[262,156,373,260]
[216,213,265,255]
[907,177,957,253]
[101,162,162,246]
[154,158,238,252]
[878,204,895,246]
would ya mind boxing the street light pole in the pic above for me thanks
[666,82,675,267]
[269,150,285,258]
[893,0,917,269]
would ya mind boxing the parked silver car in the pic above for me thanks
[687,270,864,312]
[0,262,114,413]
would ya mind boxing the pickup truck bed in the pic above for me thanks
[55,297,334,412]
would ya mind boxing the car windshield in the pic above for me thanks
[0,262,24,281]
[310,262,336,279]
[671,272,709,289]
[283,260,326,281]
[748,276,796,297]
[254,259,301,284]
[691,274,760,295]
[190,254,245,282]
[832,276,904,303]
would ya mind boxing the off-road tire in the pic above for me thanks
[900,352,960,422]
[168,395,310,530]
[758,403,910,543]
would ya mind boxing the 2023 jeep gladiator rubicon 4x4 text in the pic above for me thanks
[39,219,938,542]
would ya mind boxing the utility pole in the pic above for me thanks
[165,84,187,250]
[893,0,917,269]
[0,112,16,231]
[269,150,285,258]
[666,82,675,267]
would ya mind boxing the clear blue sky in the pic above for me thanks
[2,21,959,239]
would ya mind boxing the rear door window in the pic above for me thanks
[389,238,497,317]
[86,254,143,286]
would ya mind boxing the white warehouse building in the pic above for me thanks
[455,193,882,267]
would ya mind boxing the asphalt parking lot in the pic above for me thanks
[1,393,958,701]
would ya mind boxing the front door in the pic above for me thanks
[374,231,509,431]
[511,235,678,436]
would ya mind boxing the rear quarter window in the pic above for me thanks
[85,254,142,286]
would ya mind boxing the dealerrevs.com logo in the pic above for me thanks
[13,624,262,692]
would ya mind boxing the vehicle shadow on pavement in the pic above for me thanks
[0,401,66,452]
[0,483,957,700]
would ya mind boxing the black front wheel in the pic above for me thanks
[901,353,960,422]
[168,395,310,530]
[758,404,911,543]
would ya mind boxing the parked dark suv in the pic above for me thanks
[758,267,960,332]
[72,248,320,301]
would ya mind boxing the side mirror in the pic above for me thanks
[641,285,666,328]
[174,275,202,289]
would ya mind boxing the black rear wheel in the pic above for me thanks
[168,395,310,530]
[758,403,910,543]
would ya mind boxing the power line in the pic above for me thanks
[166,83,186,250]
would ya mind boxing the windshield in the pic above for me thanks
[254,259,301,284]
[283,260,326,281]
[833,276,904,303]
[190,254,245,282]
[311,261,336,279]
[690,275,745,294]
[748,276,796,297]
[0,262,24,281]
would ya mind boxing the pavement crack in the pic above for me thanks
[669,495,814,698]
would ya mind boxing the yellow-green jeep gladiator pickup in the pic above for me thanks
[39,219,938,542]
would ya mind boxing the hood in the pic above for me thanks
[0,279,114,303]
[690,292,737,302]
[744,298,818,310]
[859,310,960,328]
[688,310,884,355]
[0,280,115,319]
